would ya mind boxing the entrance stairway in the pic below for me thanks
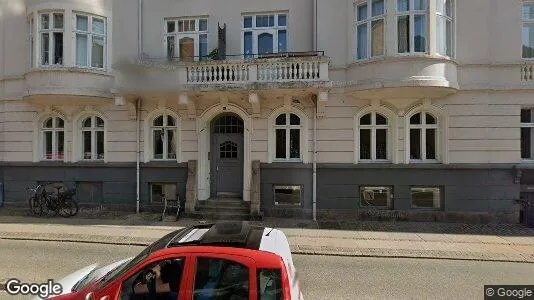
[188,197,252,220]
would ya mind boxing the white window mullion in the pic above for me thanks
[421,127,427,161]
[52,129,57,159]
[91,122,96,160]
[286,114,290,159]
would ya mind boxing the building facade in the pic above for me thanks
[1,0,534,223]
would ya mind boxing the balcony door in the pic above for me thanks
[178,35,198,62]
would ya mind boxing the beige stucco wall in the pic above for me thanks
[0,0,533,165]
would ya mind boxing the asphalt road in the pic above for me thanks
[0,239,533,300]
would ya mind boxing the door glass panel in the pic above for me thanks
[376,129,387,159]
[244,31,253,58]
[414,14,426,52]
[426,128,436,159]
[193,257,249,300]
[167,130,176,159]
[258,33,273,54]
[83,131,92,159]
[276,129,286,159]
[44,131,52,159]
[397,15,410,53]
[360,129,371,160]
[289,129,300,159]
[96,131,104,159]
[220,141,238,159]
[153,130,163,159]
[57,131,64,159]
[179,37,195,62]
[410,128,421,159]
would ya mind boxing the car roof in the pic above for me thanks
[147,221,293,266]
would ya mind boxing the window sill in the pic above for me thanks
[27,66,111,76]
[348,53,458,68]
[409,159,440,164]
[272,159,304,163]
[358,160,392,164]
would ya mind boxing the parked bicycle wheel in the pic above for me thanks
[42,193,60,217]
[28,195,42,216]
[59,199,79,218]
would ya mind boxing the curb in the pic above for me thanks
[1,235,533,264]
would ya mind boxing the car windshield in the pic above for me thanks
[93,228,184,290]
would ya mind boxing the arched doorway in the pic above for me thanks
[210,113,244,198]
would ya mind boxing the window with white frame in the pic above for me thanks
[409,111,438,161]
[42,117,65,160]
[152,114,177,160]
[359,112,389,161]
[81,116,105,160]
[436,0,454,57]
[242,12,287,58]
[521,108,534,159]
[274,113,301,161]
[28,16,35,68]
[74,13,106,68]
[523,2,534,58]
[396,0,427,53]
[165,17,208,61]
[355,0,386,60]
[39,12,64,66]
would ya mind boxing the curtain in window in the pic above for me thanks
[357,24,368,59]
[76,34,88,66]
[91,36,104,68]
[371,19,384,56]
[398,16,409,53]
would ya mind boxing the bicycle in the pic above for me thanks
[27,184,46,216]
[27,183,79,218]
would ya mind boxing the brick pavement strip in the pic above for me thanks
[1,230,533,263]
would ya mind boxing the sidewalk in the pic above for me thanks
[0,214,533,263]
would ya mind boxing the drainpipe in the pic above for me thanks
[136,98,141,214]
[138,0,143,58]
[314,0,318,52]
[313,96,318,221]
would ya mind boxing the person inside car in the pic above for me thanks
[132,259,183,300]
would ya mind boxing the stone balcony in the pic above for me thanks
[112,52,330,94]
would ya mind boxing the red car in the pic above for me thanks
[47,221,304,300]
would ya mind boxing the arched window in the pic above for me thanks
[409,111,438,161]
[42,116,65,160]
[81,116,105,160]
[152,114,177,160]
[274,113,301,160]
[359,112,389,161]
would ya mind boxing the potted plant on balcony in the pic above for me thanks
[208,48,219,60]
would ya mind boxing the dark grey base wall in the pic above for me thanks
[0,162,187,209]
[260,163,520,221]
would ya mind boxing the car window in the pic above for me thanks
[192,257,249,300]
[257,269,282,300]
[118,258,185,300]
[96,229,184,289]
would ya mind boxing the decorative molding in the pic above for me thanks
[178,94,196,120]
[317,91,329,117]
[127,101,137,121]
[249,92,261,118]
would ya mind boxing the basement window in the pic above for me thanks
[273,185,301,206]
[360,186,392,208]
[150,183,177,203]
[411,186,441,209]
